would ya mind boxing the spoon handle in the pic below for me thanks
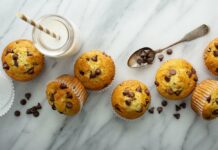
[157,24,209,53]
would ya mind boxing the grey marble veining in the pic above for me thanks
[0,0,218,150]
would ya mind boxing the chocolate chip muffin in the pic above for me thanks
[111,80,151,120]
[192,79,218,120]
[74,50,115,90]
[155,59,198,100]
[46,75,88,116]
[204,38,218,75]
[1,39,44,81]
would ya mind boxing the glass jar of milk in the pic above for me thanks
[32,15,81,57]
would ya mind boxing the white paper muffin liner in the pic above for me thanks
[0,68,15,117]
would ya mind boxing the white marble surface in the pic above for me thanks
[1,0,218,150]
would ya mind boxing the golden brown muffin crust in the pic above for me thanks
[112,80,151,120]
[204,38,218,75]
[46,75,88,116]
[1,39,44,81]
[74,50,115,90]
[155,59,198,100]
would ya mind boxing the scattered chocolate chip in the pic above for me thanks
[175,105,181,111]
[175,90,182,96]
[206,96,211,103]
[25,93,31,100]
[12,54,18,60]
[3,63,9,70]
[212,109,218,115]
[214,42,218,49]
[136,86,142,92]
[128,92,135,98]
[36,103,42,109]
[148,107,154,114]
[125,100,131,106]
[166,88,174,95]
[95,69,101,75]
[191,68,196,74]
[66,102,73,108]
[86,58,90,61]
[26,108,33,114]
[79,71,84,75]
[144,89,150,96]
[216,68,218,72]
[89,71,96,78]
[173,113,180,119]
[91,55,98,62]
[157,107,163,114]
[137,58,143,65]
[194,77,198,82]
[161,100,168,107]
[27,67,34,74]
[52,105,56,110]
[14,110,21,117]
[164,76,170,82]
[50,93,55,101]
[158,54,164,61]
[66,92,73,99]
[31,106,38,112]
[147,58,154,64]
[20,99,27,105]
[179,102,186,109]
[14,59,18,67]
[166,49,173,55]
[114,104,121,112]
[187,71,192,78]
[213,50,218,57]
[154,81,159,86]
[169,69,176,75]
[33,111,39,117]
[123,89,129,96]
[60,83,67,89]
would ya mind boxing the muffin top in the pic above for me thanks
[111,80,151,120]
[204,38,218,75]
[74,50,115,90]
[1,39,44,81]
[155,59,198,100]
[46,75,88,116]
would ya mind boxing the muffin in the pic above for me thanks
[74,50,115,90]
[46,75,88,116]
[204,38,218,75]
[1,39,44,81]
[155,59,198,100]
[111,80,151,120]
[192,79,218,120]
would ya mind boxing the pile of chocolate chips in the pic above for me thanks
[148,100,186,120]
[14,92,42,118]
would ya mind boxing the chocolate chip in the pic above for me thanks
[6,48,13,55]
[137,58,143,65]
[140,51,147,57]
[114,104,121,112]
[3,63,9,70]
[66,92,73,99]
[157,107,163,114]
[66,102,73,108]
[148,107,154,114]
[14,110,21,117]
[216,68,218,72]
[36,103,42,109]
[194,77,198,82]
[206,96,211,103]
[214,50,218,57]
[26,67,34,74]
[123,89,129,96]
[191,68,196,74]
[33,111,39,117]
[175,105,181,111]
[164,76,170,82]
[154,81,159,86]
[187,71,192,78]
[158,54,164,61]
[86,58,90,61]
[179,102,186,109]
[212,109,218,115]
[26,108,33,114]
[125,100,131,106]
[169,69,176,75]
[167,88,174,95]
[25,93,31,100]
[60,83,67,89]
[144,89,150,96]
[89,71,96,78]
[136,86,142,92]
[128,92,135,98]
[173,113,180,119]
[147,58,154,64]
[50,93,55,101]
[91,55,98,61]
[161,100,168,107]
[166,49,173,55]
[20,99,27,105]
[31,106,38,112]
[102,52,108,57]
[175,90,182,96]
[52,105,56,110]
[215,98,218,104]
[79,71,84,75]
[27,51,33,56]
[214,42,218,49]
[12,54,18,60]
[95,69,101,75]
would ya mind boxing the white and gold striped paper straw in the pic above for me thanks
[16,12,61,40]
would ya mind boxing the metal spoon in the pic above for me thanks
[127,24,209,68]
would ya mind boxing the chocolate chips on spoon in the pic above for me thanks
[136,48,155,65]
